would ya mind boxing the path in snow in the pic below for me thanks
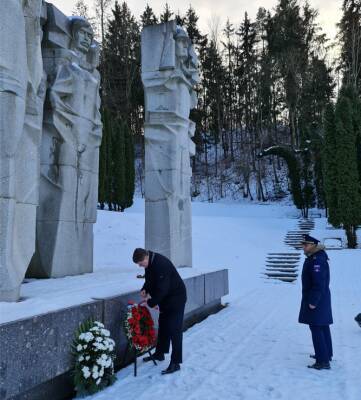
[80,202,360,400]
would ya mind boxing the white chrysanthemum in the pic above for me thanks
[94,321,105,328]
[85,356,90,361]
[78,355,84,362]
[76,344,83,352]
[93,371,99,379]
[96,337,102,342]
[92,365,99,373]
[82,366,91,379]
[99,368,104,377]
[101,329,110,337]
[96,378,101,385]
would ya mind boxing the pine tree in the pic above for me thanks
[121,122,135,211]
[338,0,361,90]
[323,103,339,224]
[333,88,361,247]
[98,108,110,209]
[102,2,141,127]
[140,4,158,27]
[160,3,173,23]
[184,6,204,45]
[112,120,126,211]
[267,0,307,147]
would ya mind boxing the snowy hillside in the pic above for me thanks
[84,198,361,400]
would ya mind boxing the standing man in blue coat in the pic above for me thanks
[299,234,333,370]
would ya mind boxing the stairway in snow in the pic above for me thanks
[263,218,315,283]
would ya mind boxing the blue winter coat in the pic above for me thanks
[298,249,333,326]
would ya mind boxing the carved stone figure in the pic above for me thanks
[141,21,199,267]
[28,9,102,278]
[0,0,45,301]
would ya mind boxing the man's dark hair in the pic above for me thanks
[133,248,149,263]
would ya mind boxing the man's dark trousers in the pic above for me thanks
[309,325,333,363]
[156,304,185,364]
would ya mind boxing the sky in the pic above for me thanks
[50,0,342,42]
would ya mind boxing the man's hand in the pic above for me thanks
[309,304,316,309]
[140,289,147,298]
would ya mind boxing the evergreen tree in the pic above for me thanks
[323,103,339,224]
[184,6,204,45]
[160,3,173,23]
[175,11,186,26]
[333,88,361,247]
[112,120,126,211]
[102,1,142,131]
[98,108,111,209]
[267,0,307,147]
[121,122,135,211]
[140,4,158,27]
[338,0,361,90]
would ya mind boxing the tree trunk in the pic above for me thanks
[345,224,358,249]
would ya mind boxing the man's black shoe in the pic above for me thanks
[143,353,165,362]
[310,354,332,362]
[161,362,180,375]
[307,362,331,370]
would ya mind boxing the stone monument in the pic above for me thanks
[28,5,102,278]
[141,21,199,267]
[0,0,45,301]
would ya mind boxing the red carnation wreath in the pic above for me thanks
[124,301,156,353]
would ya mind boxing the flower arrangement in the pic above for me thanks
[124,302,156,353]
[72,320,117,397]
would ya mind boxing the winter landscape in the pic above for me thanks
[1,0,361,399]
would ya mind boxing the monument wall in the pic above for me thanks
[142,21,199,268]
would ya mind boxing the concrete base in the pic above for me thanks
[0,269,228,400]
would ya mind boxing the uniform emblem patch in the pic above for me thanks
[314,264,320,272]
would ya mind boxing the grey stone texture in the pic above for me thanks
[0,0,46,302]
[0,2,102,300]
[0,270,228,400]
[27,4,102,278]
[141,21,200,268]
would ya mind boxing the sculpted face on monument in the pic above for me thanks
[71,19,93,54]
[175,32,189,61]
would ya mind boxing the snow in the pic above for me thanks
[1,198,360,400]
[90,199,360,400]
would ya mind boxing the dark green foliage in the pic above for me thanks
[258,146,304,210]
[323,87,361,247]
[160,3,173,23]
[334,88,361,247]
[338,0,361,91]
[98,109,135,212]
[140,4,158,27]
[323,103,339,225]
[98,109,112,209]
[111,120,135,212]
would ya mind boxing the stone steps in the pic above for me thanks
[263,217,315,284]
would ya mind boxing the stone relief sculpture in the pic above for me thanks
[141,21,200,267]
[0,0,45,301]
[28,6,102,278]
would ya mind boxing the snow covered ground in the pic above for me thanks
[1,198,360,399]
[83,199,359,400]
